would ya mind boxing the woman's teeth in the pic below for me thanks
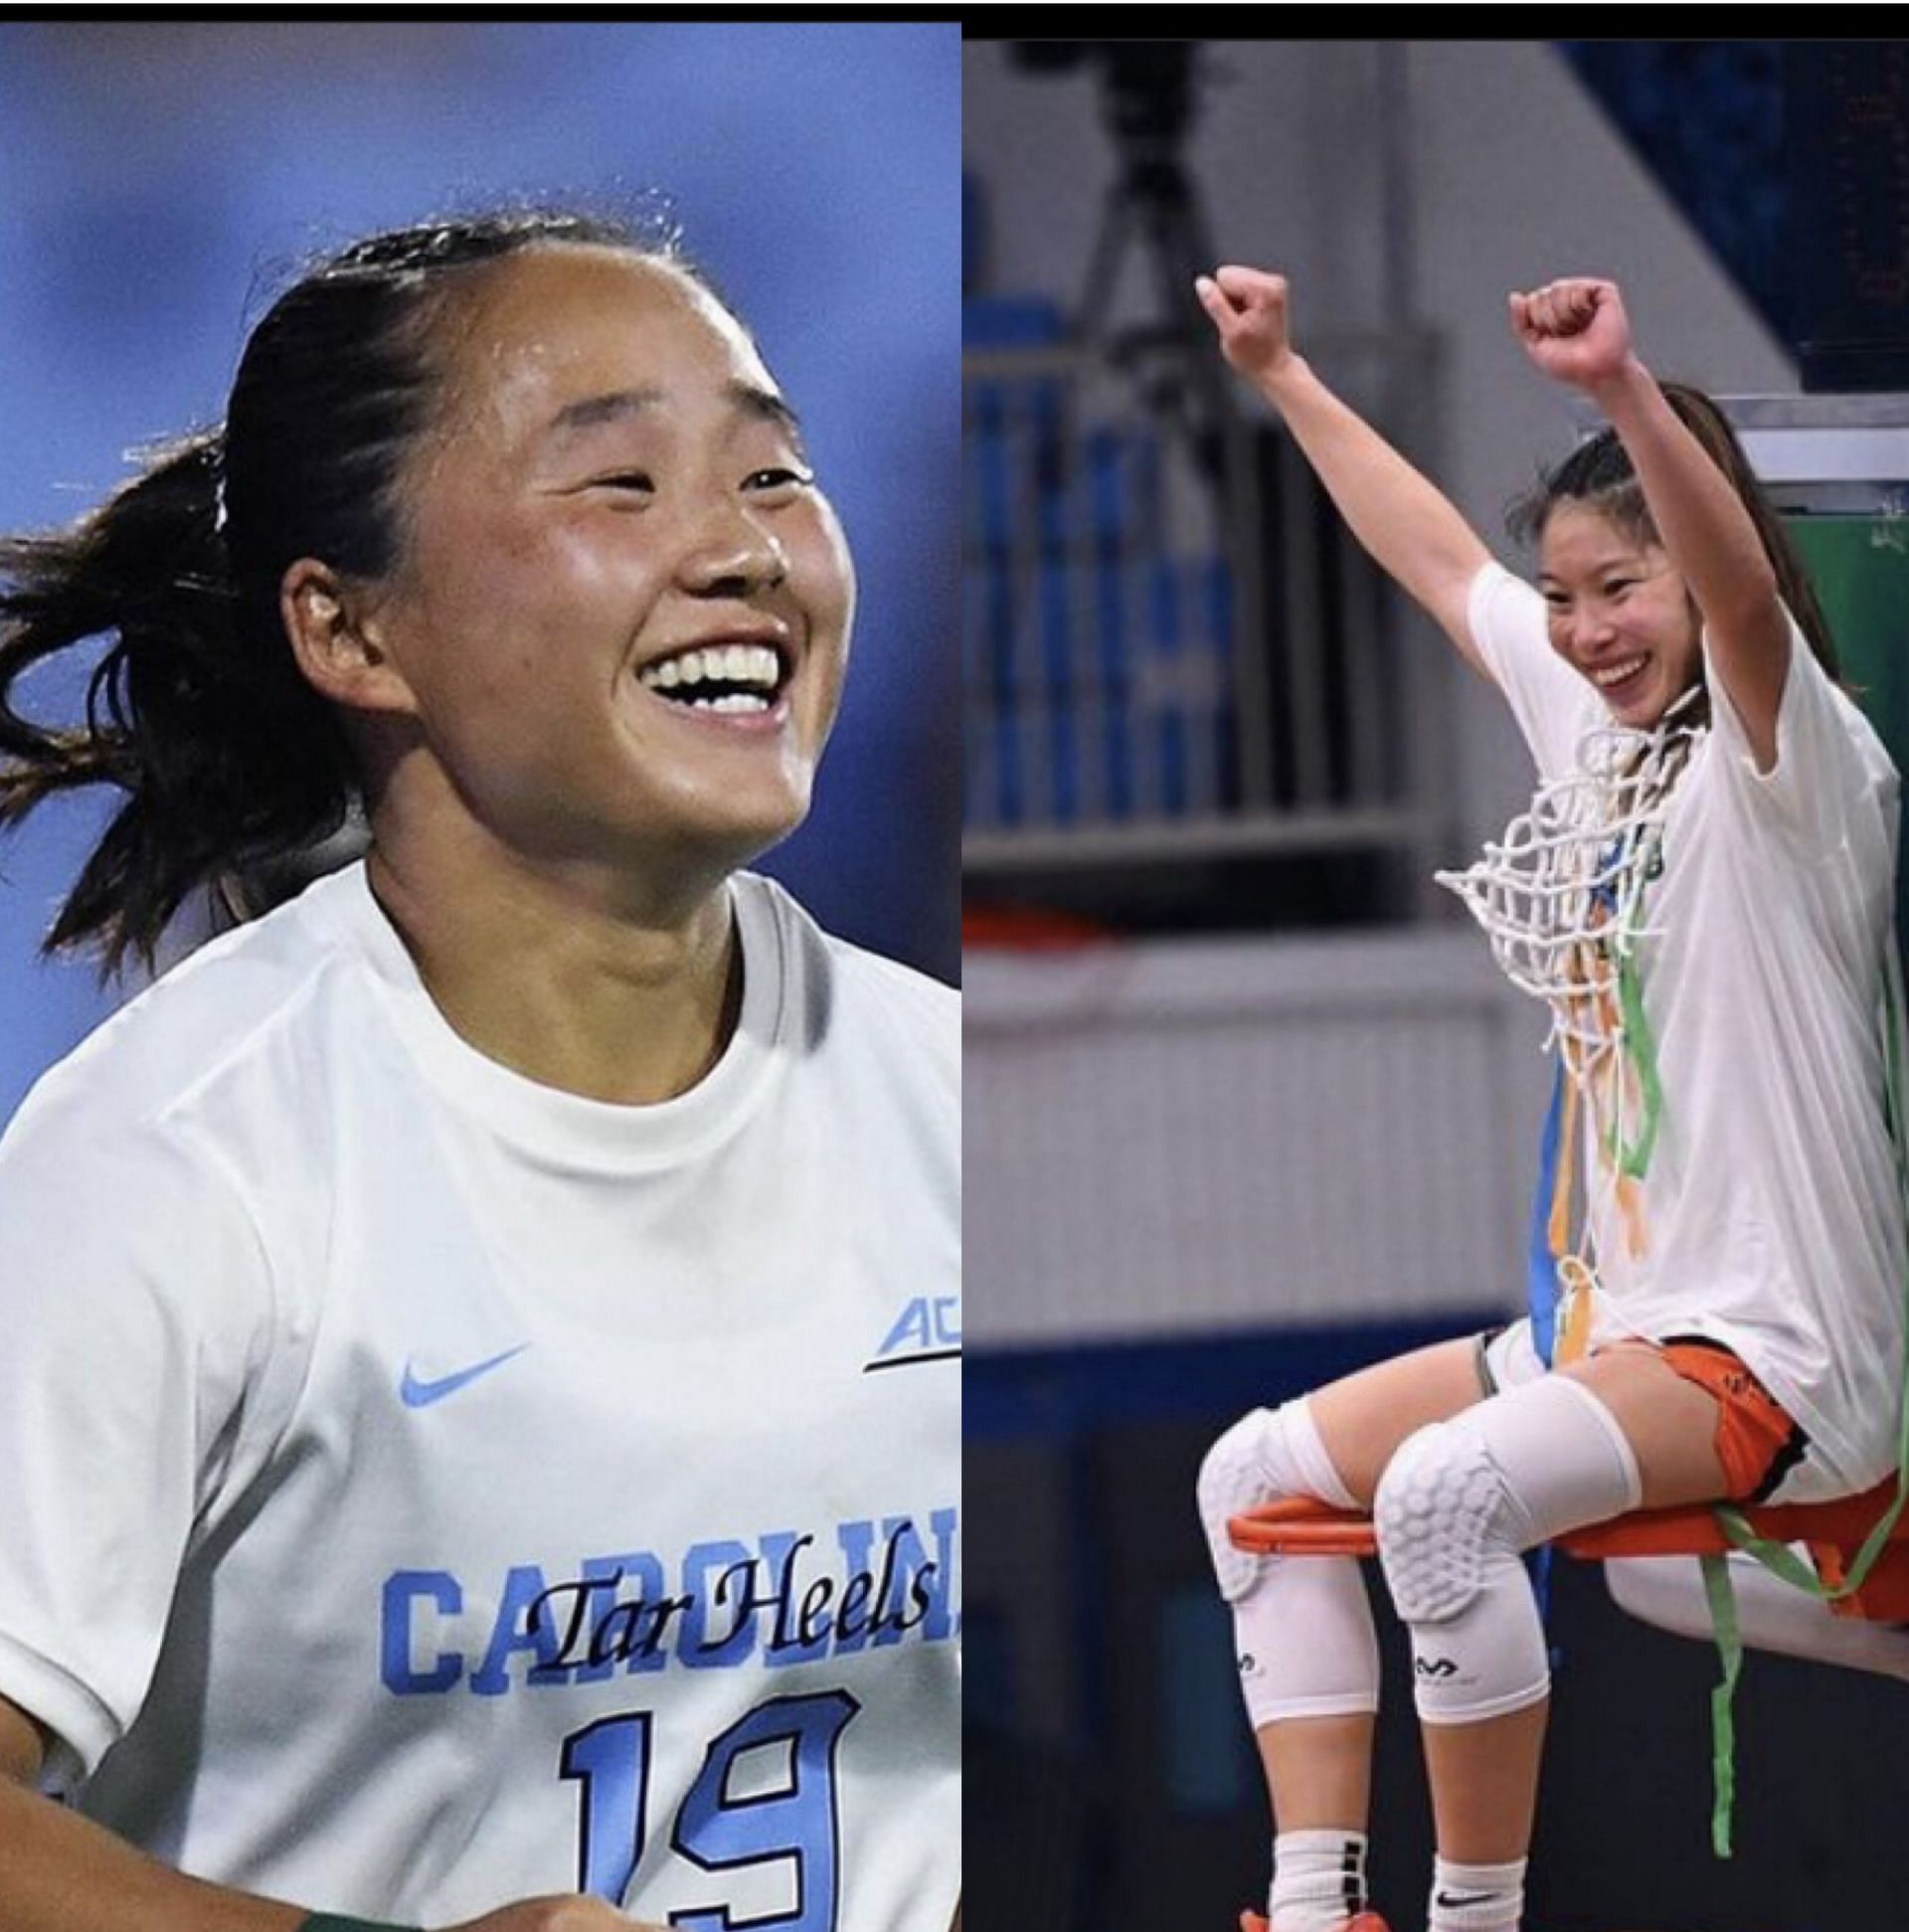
[682,692,770,713]
[1593,655,1649,689]
[638,643,783,713]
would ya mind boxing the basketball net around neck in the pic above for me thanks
[1436,690,1702,1358]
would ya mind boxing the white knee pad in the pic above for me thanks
[1197,1398,1378,1725]
[1197,1397,1360,1602]
[1375,1374,1641,1722]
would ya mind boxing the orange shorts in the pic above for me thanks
[1654,1336,1810,1504]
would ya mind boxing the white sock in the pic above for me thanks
[1268,1828,1367,1932]
[1427,1854,1524,1932]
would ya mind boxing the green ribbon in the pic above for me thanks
[1610,949,1663,1178]
[1699,1552,1742,1857]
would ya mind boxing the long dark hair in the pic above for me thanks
[0,205,678,975]
[1507,380,1838,683]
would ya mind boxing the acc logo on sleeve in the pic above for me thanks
[864,1295,960,1372]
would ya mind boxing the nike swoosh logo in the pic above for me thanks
[401,1343,532,1409]
[1435,1894,1495,1910]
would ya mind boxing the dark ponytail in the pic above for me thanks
[0,203,677,975]
[0,431,354,973]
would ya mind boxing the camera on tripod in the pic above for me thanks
[1009,40,1201,158]
[1004,38,1228,482]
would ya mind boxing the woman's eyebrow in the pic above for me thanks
[546,387,663,439]
[545,381,805,442]
[729,380,805,442]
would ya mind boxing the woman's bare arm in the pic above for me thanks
[1196,264,1496,674]
[0,1694,658,1932]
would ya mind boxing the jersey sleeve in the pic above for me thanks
[0,1103,282,1788]
[1466,560,1607,781]
[1703,613,1901,857]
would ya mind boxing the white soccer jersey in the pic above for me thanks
[0,864,959,1928]
[1467,561,1906,1496]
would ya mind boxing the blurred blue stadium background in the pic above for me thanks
[0,20,958,1120]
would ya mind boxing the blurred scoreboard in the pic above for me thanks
[1789,41,1909,392]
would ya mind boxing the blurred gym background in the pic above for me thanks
[0,20,959,1122]
[964,39,1909,1931]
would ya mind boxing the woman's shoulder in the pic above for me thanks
[1464,560,1609,778]
[1,864,375,1165]
[739,872,958,1070]
[1703,614,1901,819]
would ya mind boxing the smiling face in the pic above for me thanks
[1537,502,1702,728]
[356,244,854,902]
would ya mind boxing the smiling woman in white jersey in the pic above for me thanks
[0,210,959,1932]
[1190,267,1904,1932]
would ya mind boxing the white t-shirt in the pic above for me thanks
[0,864,959,1929]
[1468,561,1906,1497]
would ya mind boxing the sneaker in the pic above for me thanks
[1243,1916,1390,1932]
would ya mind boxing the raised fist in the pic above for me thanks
[1508,276,1635,390]
[1196,264,1297,383]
